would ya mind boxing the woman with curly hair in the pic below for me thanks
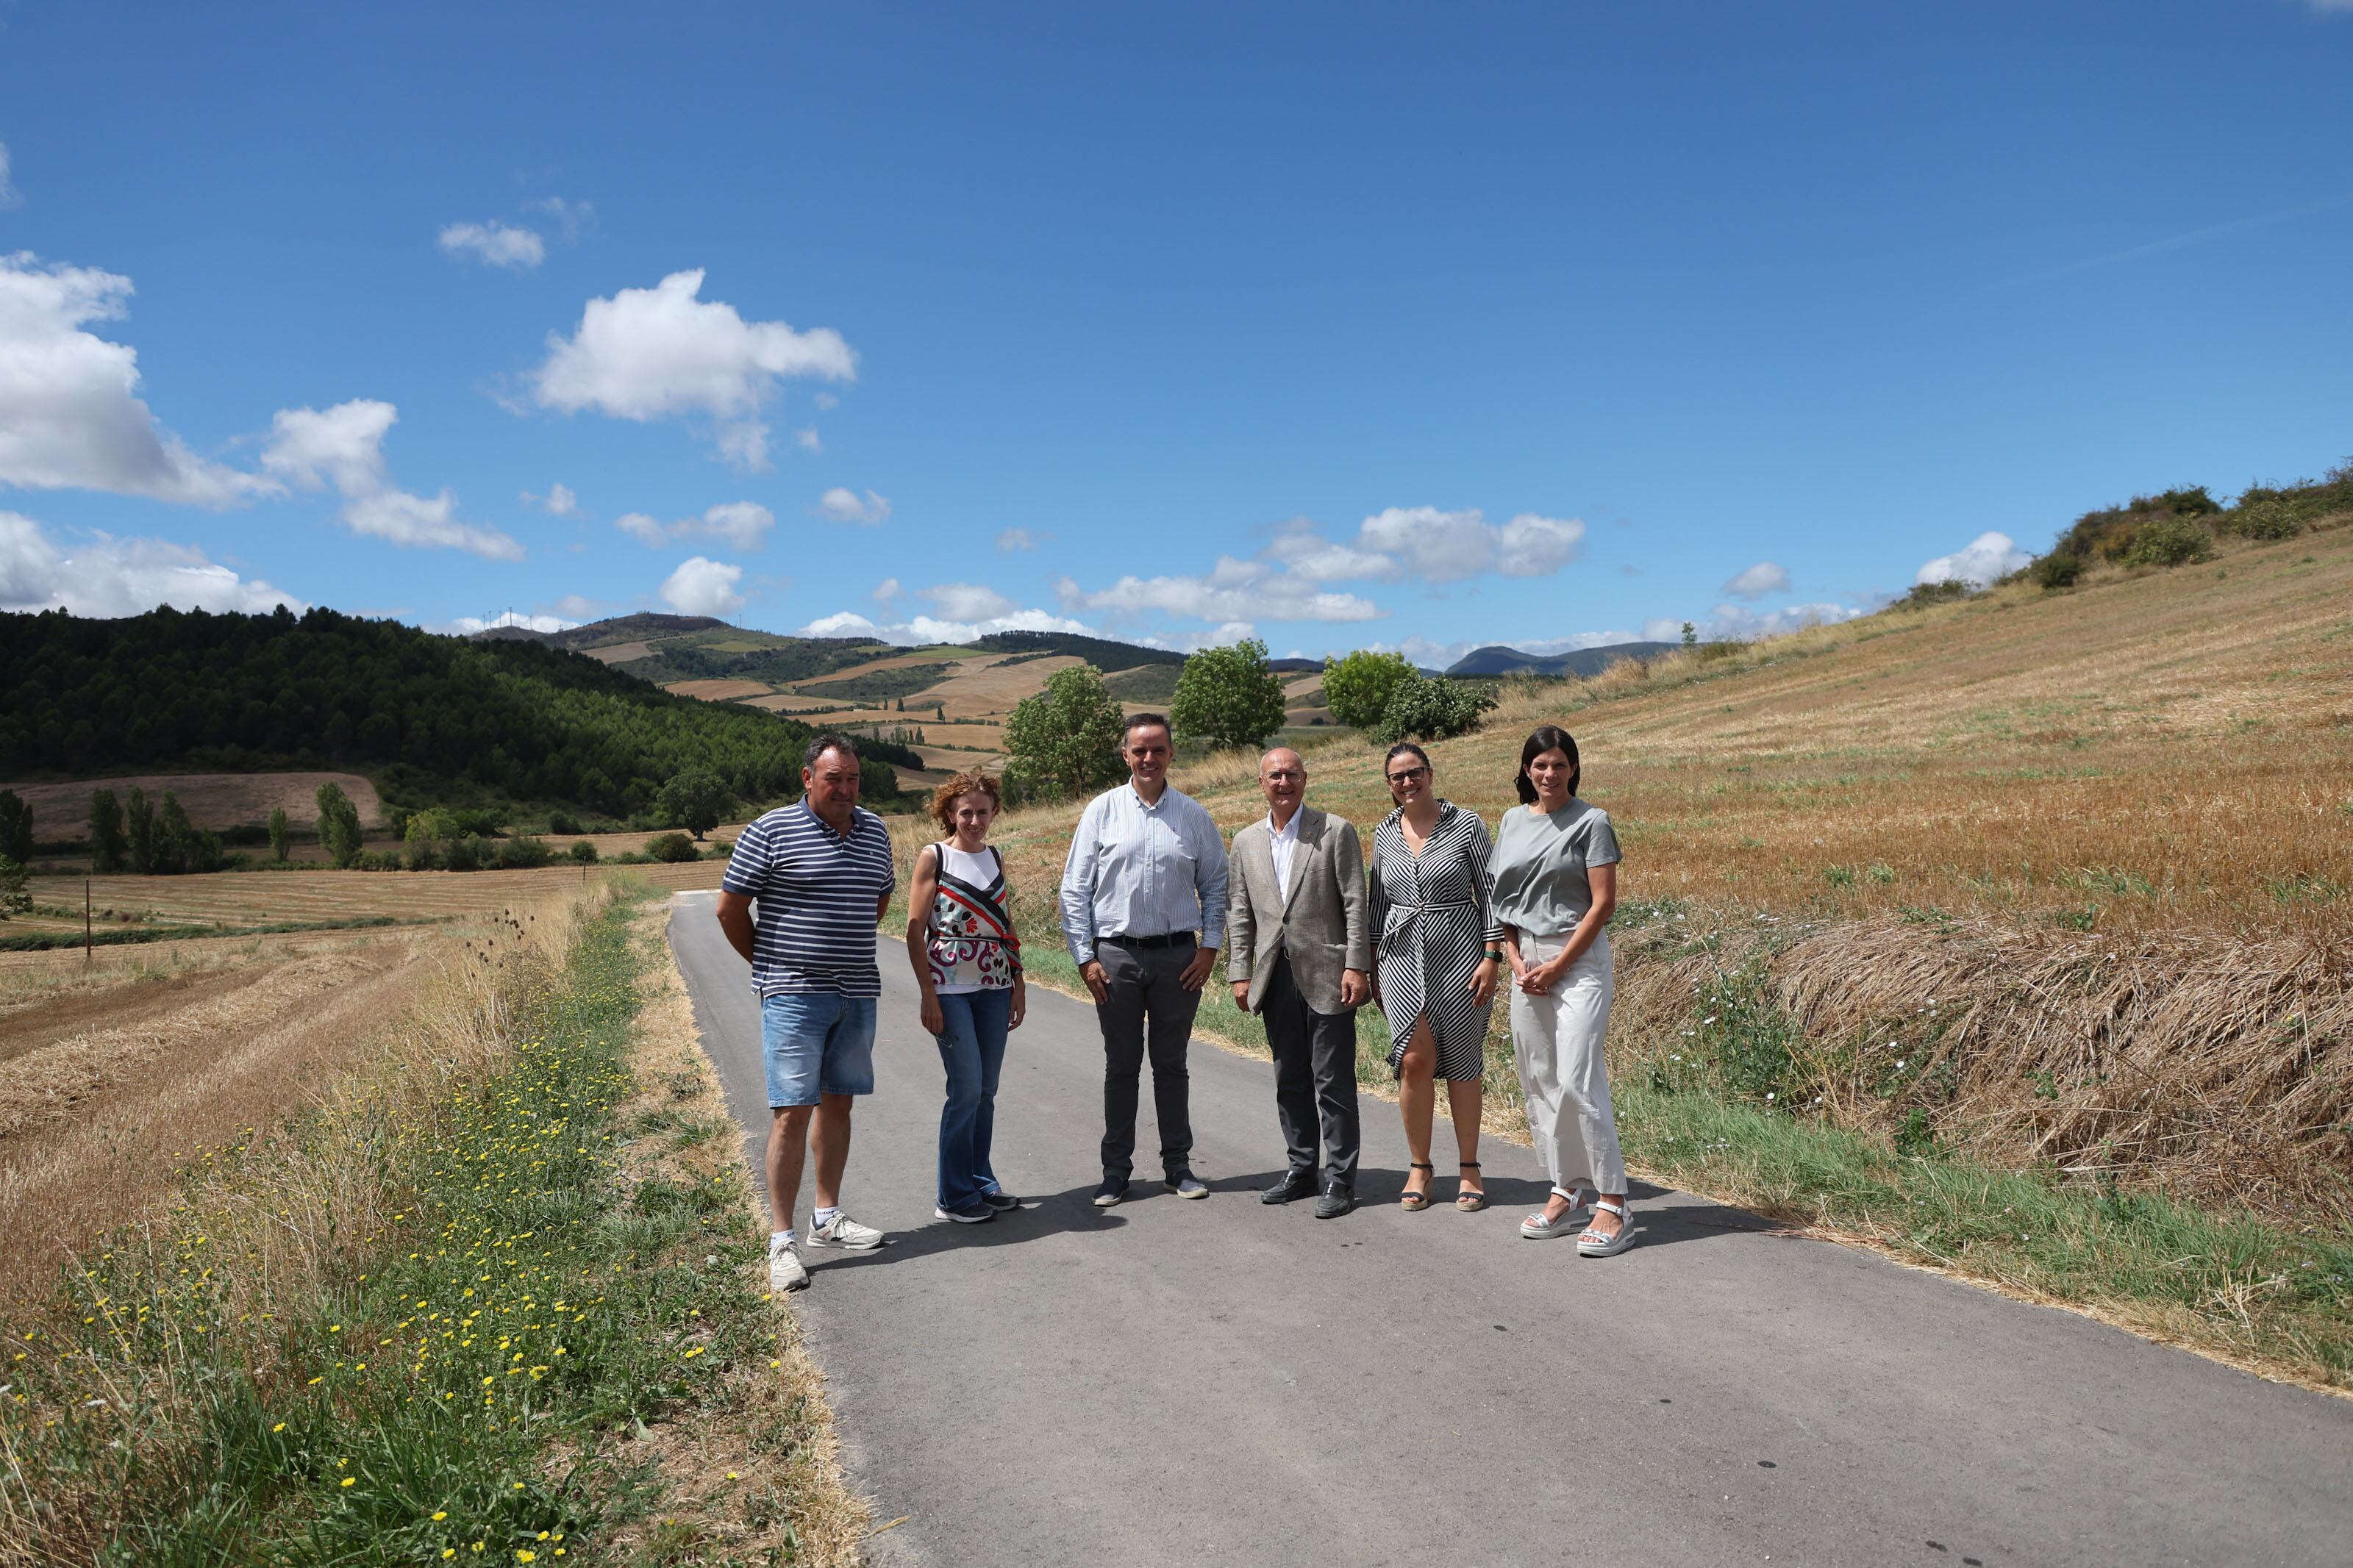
[905,770,1027,1224]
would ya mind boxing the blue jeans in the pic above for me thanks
[935,988,1012,1211]
[761,992,878,1109]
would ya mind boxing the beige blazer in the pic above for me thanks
[1226,806,1373,1015]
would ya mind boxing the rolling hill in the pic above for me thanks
[1445,640,1675,678]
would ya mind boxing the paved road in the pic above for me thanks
[667,894,2353,1568]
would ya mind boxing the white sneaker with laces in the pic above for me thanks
[808,1212,886,1250]
[768,1242,809,1292]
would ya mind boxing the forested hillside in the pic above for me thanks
[0,606,821,815]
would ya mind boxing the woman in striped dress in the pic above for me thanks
[1368,742,1503,1211]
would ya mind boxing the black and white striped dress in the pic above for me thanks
[1368,802,1504,1082]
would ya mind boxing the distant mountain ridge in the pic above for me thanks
[1445,641,1675,679]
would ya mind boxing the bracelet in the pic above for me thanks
[1484,950,1504,962]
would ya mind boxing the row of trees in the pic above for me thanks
[1001,639,1496,801]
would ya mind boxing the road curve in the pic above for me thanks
[666,893,2352,1568]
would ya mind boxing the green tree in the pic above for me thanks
[1321,650,1415,731]
[315,781,364,868]
[568,839,599,864]
[1371,674,1496,745]
[0,790,31,864]
[1681,621,1699,648]
[1170,637,1287,751]
[1004,664,1128,799]
[124,787,156,874]
[645,831,701,864]
[0,856,29,920]
[151,792,193,875]
[657,768,731,839]
[90,789,129,874]
[267,804,293,864]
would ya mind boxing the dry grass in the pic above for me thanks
[662,679,778,703]
[0,772,386,832]
[954,526,2353,1214]
[588,903,868,1566]
[1,861,730,948]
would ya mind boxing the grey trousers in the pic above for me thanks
[1095,939,1201,1179]
[1262,952,1360,1189]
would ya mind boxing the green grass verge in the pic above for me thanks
[3,895,786,1561]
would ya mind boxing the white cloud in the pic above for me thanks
[813,392,839,411]
[1916,531,2031,587]
[1688,601,1868,641]
[794,427,822,454]
[660,556,746,617]
[814,487,890,525]
[529,270,854,472]
[433,609,582,635]
[0,144,19,209]
[1721,561,1791,600]
[995,527,1050,552]
[525,482,578,516]
[0,253,274,506]
[262,400,523,560]
[613,500,776,551]
[438,221,546,270]
[526,196,593,241]
[1059,556,1384,624]
[873,577,901,602]
[924,582,1014,622]
[1496,513,1586,577]
[0,510,302,617]
[552,593,607,620]
[796,604,1096,646]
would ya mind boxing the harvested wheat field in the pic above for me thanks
[663,678,778,703]
[969,526,2353,1218]
[1,772,385,832]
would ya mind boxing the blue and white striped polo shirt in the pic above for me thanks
[721,801,897,998]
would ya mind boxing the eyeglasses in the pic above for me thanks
[1385,766,1429,784]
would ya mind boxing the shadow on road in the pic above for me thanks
[806,1181,1133,1273]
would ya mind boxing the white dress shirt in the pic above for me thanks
[1266,806,1302,900]
[1059,781,1229,966]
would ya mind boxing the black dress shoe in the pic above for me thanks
[1261,1169,1318,1205]
[1313,1181,1354,1219]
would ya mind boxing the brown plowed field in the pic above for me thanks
[2,772,385,831]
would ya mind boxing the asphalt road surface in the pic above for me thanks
[666,894,2353,1568]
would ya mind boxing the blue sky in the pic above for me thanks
[4,2,2349,667]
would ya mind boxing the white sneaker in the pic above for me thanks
[807,1212,885,1250]
[768,1243,809,1293]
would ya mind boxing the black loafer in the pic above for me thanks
[1313,1181,1354,1220]
[1261,1170,1318,1205]
[1092,1176,1129,1208]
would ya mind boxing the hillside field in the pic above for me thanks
[4,771,386,836]
[960,523,2353,1220]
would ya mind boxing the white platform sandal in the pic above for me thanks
[1577,1198,1638,1258]
[1518,1185,1596,1239]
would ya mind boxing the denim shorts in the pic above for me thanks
[760,992,878,1108]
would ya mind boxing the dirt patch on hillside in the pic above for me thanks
[582,639,654,664]
[2,772,385,831]
[665,679,776,702]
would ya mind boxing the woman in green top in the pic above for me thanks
[1488,725,1634,1256]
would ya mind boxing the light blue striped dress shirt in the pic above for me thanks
[1058,781,1229,965]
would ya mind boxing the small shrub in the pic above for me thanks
[1894,579,1972,611]
[1371,674,1496,745]
[2032,553,2086,590]
[2122,515,2215,568]
[645,832,700,864]
[353,850,402,873]
[546,810,585,837]
[443,835,485,873]
[493,836,554,870]
[568,840,599,864]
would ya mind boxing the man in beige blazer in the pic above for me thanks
[1227,745,1373,1217]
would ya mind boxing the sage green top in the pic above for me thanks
[1486,798,1622,938]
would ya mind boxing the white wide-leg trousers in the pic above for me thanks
[1507,931,1626,1197]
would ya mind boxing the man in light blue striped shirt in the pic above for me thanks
[1060,712,1229,1206]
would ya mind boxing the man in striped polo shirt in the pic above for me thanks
[717,733,899,1293]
